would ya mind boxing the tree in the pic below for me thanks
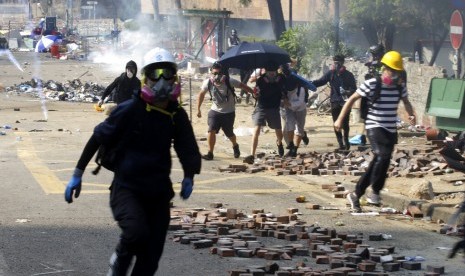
[345,0,400,50]
[345,0,451,64]
[277,17,354,75]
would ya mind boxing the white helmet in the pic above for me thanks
[142,47,176,73]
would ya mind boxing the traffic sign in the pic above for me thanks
[450,10,463,50]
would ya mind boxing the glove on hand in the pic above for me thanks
[180,178,193,200]
[65,168,84,203]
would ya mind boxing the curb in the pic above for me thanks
[343,182,464,224]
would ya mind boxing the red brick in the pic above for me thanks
[217,247,235,257]
[357,262,376,272]
[426,265,445,274]
[402,261,421,270]
[316,255,330,264]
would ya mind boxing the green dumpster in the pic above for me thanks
[426,78,465,131]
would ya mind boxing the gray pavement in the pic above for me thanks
[0,66,465,275]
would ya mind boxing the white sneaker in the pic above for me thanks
[367,193,381,205]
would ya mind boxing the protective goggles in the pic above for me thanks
[147,68,176,81]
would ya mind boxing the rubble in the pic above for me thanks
[169,205,445,275]
[5,77,106,102]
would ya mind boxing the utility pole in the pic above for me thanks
[67,0,73,32]
[289,0,292,28]
[334,0,340,54]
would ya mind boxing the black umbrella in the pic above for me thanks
[219,42,291,70]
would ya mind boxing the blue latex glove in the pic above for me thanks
[65,168,84,203]
[180,178,193,200]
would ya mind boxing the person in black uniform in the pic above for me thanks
[312,55,357,150]
[64,47,201,275]
[99,60,141,106]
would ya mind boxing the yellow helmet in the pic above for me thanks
[381,51,404,71]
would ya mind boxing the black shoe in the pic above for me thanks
[243,155,254,164]
[285,148,297,158]
[302,131,309,145]
[233,144,240,158]
[245,94,250,105]
[277,143,284,157]
[285,142,296,157]
[201,151,214,160]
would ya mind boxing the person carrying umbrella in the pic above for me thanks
[243,64,287,164]
[197,62,253,160]
[99,60,141,107]
[312,54,357,150]
[64,47,201,275]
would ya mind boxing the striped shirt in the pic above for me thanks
[357,78,408,133]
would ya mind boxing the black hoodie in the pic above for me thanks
[101,60,141,104]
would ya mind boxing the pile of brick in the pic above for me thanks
[169,204,445,275]
[219,142,450,178]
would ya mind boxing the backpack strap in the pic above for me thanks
[207,79,213,101]
[208,76,239,103]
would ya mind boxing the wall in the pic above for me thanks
[152,0,339,21]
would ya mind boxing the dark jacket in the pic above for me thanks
[101,61,141,104]
[77,97,201,198]
[312,68,357,104]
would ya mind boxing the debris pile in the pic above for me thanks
[5,78,106,102]
[221,143,453,178]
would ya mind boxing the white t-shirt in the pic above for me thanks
[286,87,307,111]
[200,77,241,113]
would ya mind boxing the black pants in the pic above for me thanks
[240,69,252,96]
[355,127,397,197]
[331,102,350,146]
[110,184,171,275]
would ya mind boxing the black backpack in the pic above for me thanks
[360,76,402,120]
[92,102,137,175]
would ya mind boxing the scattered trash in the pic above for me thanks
[15,219,30,223]
[181,216,191,223]
[335,221,344,226]
[295,195,306,203]
[405,256,425,262]
[436,246,452,250]
[351,211,379,216]
[380,255,393,262]
[234,127,255,137]
[380,207,398,214]
[7,78,105,103]
[0,131,6,136]
[381,233,392,240]
[453,181,463,186]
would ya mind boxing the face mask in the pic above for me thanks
[382,73,399,86]
[126,69,134,79]
[141,78,180,104]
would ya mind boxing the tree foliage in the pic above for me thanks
[345,0,451,64]
[277,17,354,75]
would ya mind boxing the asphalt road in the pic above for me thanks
[0,93,464,276]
